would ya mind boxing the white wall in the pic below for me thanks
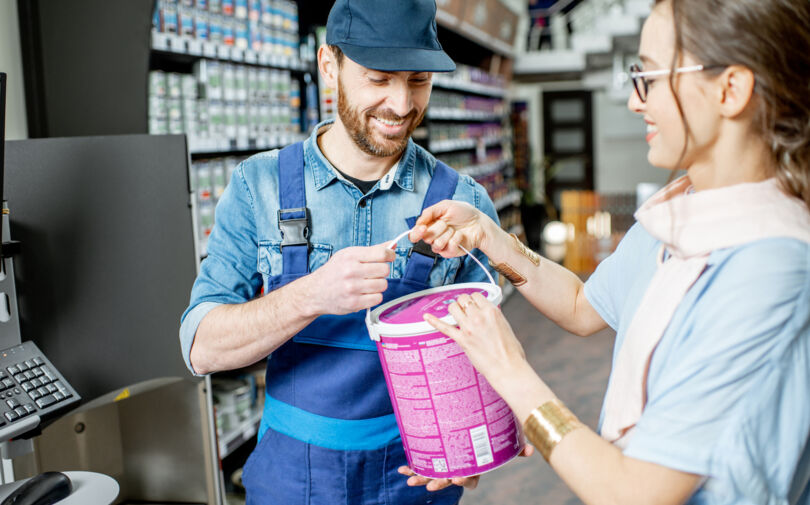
[0,0,28,140]
[592,89,670,193]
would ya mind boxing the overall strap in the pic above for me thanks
[277,142,310,276]
[403,161,460,283]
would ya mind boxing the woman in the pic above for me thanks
[400,0,810,503]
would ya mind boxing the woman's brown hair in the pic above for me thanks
[656,0,810,208]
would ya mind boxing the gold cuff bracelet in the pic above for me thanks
[524,399,583,462]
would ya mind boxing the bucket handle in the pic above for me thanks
[366,228,497,341]
[384,228,496,286]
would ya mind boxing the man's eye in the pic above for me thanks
[369,77,387,84]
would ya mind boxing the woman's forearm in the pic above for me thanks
[478,218,607,336]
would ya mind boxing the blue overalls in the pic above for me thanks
[241,142,465,505]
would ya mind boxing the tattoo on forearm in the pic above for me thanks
[487,234,541,287]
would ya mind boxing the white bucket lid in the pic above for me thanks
[366,282,502,340]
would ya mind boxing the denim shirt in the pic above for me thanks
[179,120,500,374]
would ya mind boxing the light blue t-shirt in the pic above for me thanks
[585,222,810,505]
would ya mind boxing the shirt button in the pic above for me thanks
[359,199,367,208]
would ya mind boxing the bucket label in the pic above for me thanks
[376,330,524,478]
[379,287,489,324]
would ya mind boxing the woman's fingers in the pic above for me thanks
[423,313,462,339]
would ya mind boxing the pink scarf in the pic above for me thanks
[600,176,810,448]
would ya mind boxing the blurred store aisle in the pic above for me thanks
[463,291,616,505]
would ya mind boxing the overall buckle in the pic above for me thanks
[408,240,438,266]
[278,207,310,249]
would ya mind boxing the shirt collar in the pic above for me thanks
[303,119,416,192]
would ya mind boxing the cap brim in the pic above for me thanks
[336,42,456,72]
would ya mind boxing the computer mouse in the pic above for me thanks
[0,471,72,505]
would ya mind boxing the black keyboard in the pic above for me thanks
[0,341,80,439]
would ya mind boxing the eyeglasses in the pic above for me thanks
[628,63,724,102]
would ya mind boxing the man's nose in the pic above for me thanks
[387,81,413,117]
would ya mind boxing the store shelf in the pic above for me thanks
[493,190,522,211]
[457,158,508,178]
[429,136,503,153]
[427,108,503,122]
[151,31,312,71]
[218,409,262,459]
[432,75,506,98]
[188,133,307,155]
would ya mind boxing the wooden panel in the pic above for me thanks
[435,0,466,28]
[489,1,520,47]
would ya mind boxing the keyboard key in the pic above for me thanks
[23,404,35,414]
[5,399,18,409]
[14,407,26,417]
[30,378,42,388]
[13,374,25,383]
[15,362,27,372]
[0,371,7,380]
[24,360,35,369]
[29,390,41,400]
[32,358,44,366]
[22,383,33,392]
[2,379,13,389]
[36,395,57,409]
[13,389,20,395]
[6,366,18,375]
[23,371,34,381]
[4,411,18,422]
[32,368,43,377]
[36,387,48,396]
[46,384,57,393]
[53,392,65,402]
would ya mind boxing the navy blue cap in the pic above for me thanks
[326,0,456,73]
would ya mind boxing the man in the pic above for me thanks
[180,0,500,502]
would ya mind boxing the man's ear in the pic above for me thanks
[717,65,756,119]
[317,44,339,91]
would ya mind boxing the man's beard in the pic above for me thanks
[337,79,425,158]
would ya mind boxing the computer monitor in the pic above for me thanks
[3,134,198,403]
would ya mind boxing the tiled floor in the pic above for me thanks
[461,291,616,505]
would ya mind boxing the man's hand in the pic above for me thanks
[396,467,481,492]
[306,243,395,316]
[396,445,534,492]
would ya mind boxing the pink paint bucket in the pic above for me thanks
[366,281,525,478]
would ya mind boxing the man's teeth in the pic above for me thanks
[374,117,405,126]
[646,124,658,133]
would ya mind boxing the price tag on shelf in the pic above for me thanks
[151,31,169,51]
[232,48,245,62]
[187,40,203,56]
[167,34,184,53]
[217,44,231,60]
[203,42,217,58]
[244,50,257,64]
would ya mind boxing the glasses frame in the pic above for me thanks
[628,63,723,102]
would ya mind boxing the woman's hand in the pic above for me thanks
[409,201,495,258]
[424,292,528,389]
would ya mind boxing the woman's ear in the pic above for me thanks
[717,65,756,118]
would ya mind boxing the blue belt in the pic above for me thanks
[259,393,401,451]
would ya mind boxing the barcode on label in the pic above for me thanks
[470,425,494,466]
[432,458,448,473]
